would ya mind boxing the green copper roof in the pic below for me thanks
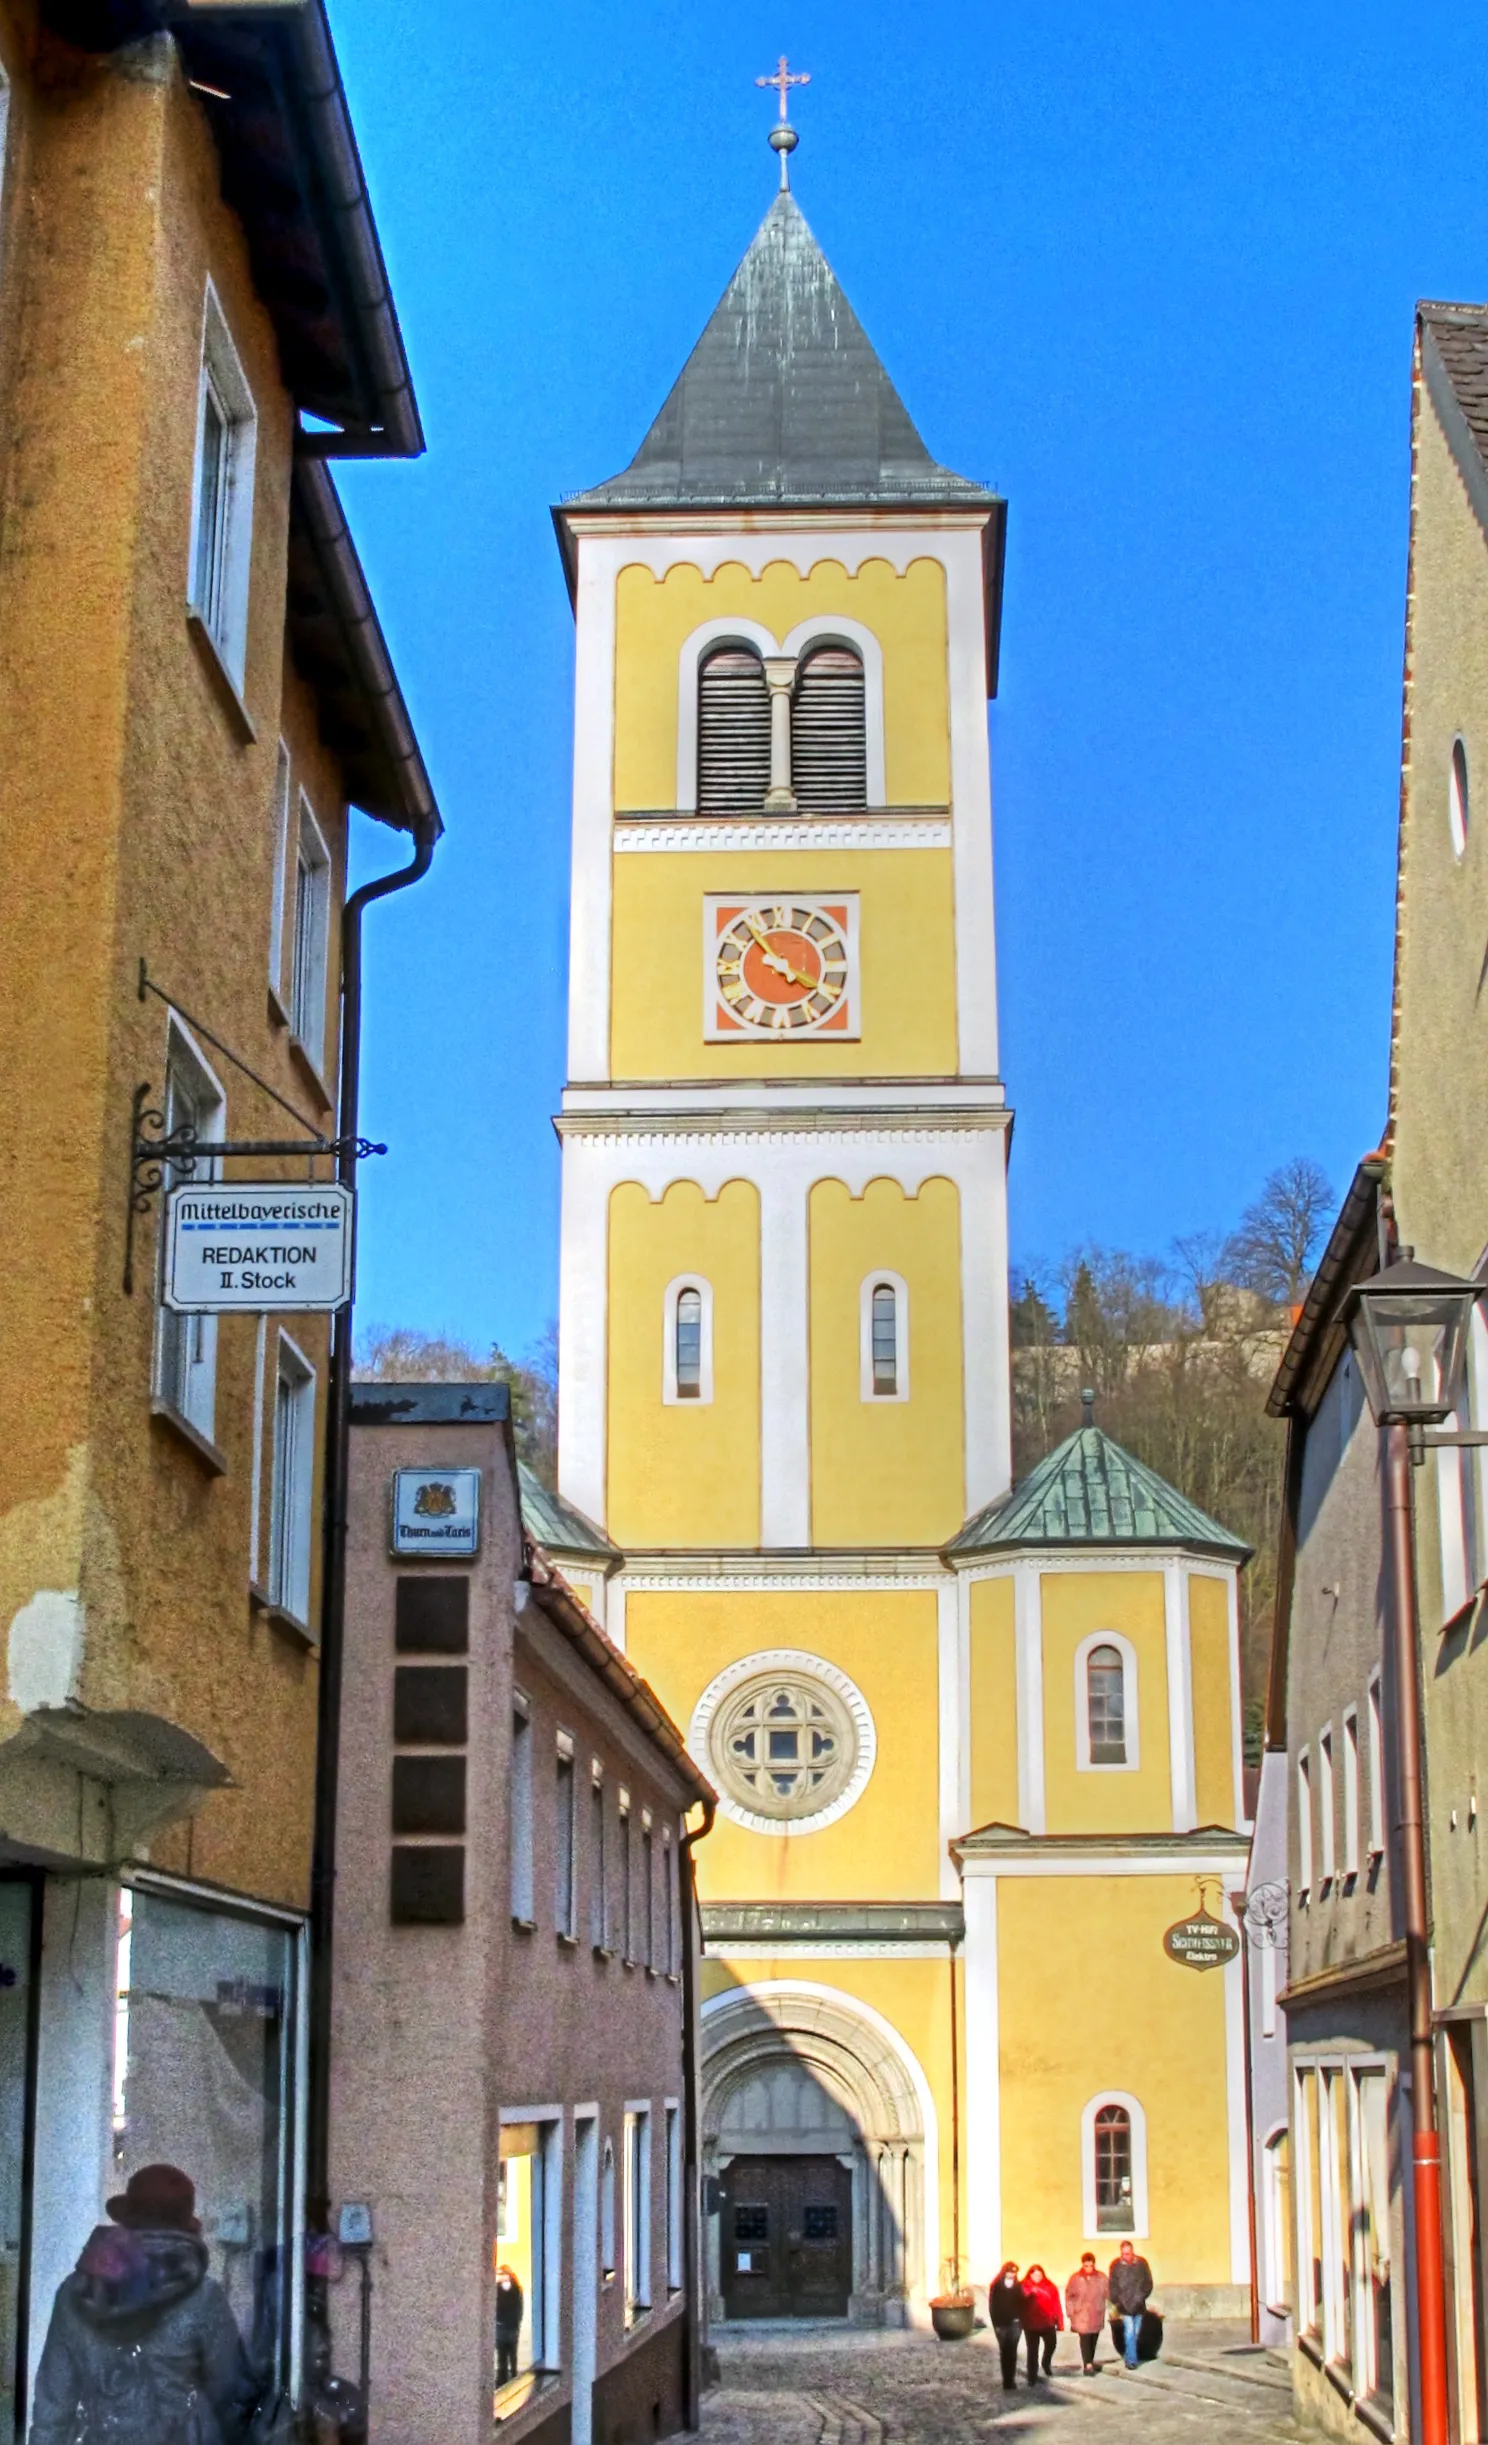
[518,1465,621,1566]
[946,1422,1251,1563]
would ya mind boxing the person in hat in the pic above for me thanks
[30,2163,256,2445]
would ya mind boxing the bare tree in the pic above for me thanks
[1223,1158,1334,1306]
[355,1321,559,1488]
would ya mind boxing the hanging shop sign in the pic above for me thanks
[164,1182,354,1312]
[391,1468,482,1558]
[1163,1909,1241,1972]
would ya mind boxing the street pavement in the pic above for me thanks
[698,2321,1313,2443]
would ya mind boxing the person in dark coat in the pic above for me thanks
[987,2262,1026,2390]
[1065,2251,1109,2372]
[1020,2263,1063,2381]
[494,2264,524,2387]
[30,2164,254,2445]
[1108,2238,1155,2367]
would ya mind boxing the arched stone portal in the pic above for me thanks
[701,1983,935,2325]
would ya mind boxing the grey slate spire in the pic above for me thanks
[564,191,994,514]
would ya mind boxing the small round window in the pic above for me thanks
[691,1652,876,1834]
[1450,737,1470,859]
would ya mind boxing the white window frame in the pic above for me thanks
[1342,1708,1361,1882]
[1261,2122,1292,2318]
[267,742,292,1004]
[510,1697,534,1925]
[152,1023,225,1440]
[1080,2090,1148,2239]
[1366,1674,1385,1862]
[1318,1726,1336,1891]
[555,1732,577,1940]
[663,1830,677,1977]
[662,1275,713,1405]
[641,1811,655,1970]
[859,1270,910,1402]
[1349,2057,1394,2403]
[498,2109,564,2372]
[674,614,888,811]
[590,1764,610,1953]
[267,1331,315,1627]
[289,793,332,1074]
[1074,1630,1141,1772]
[1295,2064,1322,2338]
[601,2137,617,2281]
[623,2104,652,2319]
[664,2100,683,2293]
[1451,735,1470,860]
[1297,1748,1314,1901]
[187,281,258,689]
[619,1789,634,1963]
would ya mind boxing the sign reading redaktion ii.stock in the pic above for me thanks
[164,1183,354,1313]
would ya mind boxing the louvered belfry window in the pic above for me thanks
[791,643,867,812]
[697,645,770,813]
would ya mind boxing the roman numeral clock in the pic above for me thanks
[703,894,860,1041]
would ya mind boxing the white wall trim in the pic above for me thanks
[860,1269,910,1403]
[963,1876,1001,2271]
[760,1171,810,1543]
[1080,2090,1149,2241]
[1014,1559,1046,1834]
[1225,1567,1248,1830]
[661,1273,714,1405]
[568,536,619,1082]
[1164,1558,1198,1833]
[957,1846,1248,1880]
[1073,1629,1141,1773]
[937,1581,964,1900]
[616,816,950,853]
[618,1565,947,1593]
[1225,1940,1252,2280]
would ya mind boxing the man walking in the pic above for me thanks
[1108,2238,1153,2368]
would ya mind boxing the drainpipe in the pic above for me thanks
[306,820,437,2260]
[679,1794,717,2430]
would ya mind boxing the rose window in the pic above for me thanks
[710,1674,858,1821]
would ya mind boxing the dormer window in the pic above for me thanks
[791,643,866,811]
[698,645,770,813]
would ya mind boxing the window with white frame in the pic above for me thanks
[289,796,331,1071]
[1451,735,1471,859]
[860,1272,909,1402]
[590,1766,609,1952]
[1261,2125,1293,2317]
[153,1032,224,1439]
[496,2116,562,2381]
[1081,2091,1147,2237]
[267,743,292,1002]
[188,284,257,688]
[1366,1672,1385,1861]
[665,2101,683,2292]
[1321,2065,1353,2368]
[663,1831,677,1976]
[1318,1727,1336,1890]
[555,1735,577,1939]
[619,1791,634,1962]
[1297,1748,1314,1900]
[623,2106,651,2319]
[1437,1300,1488,1619]
[601,2138,617,2281]
[510,1700,534,1924]
[1075,1632,1139,1770]
[642,1814,655,1969]
[1342,1709,1360,1881]
[663,1277,713,1404]
[267,1334,315,1625]
[1353,2065,1394,2409]
[1295,2065,1322,2337]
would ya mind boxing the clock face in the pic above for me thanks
[704,896,859,1041]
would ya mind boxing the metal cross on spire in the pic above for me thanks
[757,56,809,189]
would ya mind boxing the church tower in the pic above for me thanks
[551,123,1251,2326]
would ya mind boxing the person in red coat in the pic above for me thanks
[1019,2262,1064,2382]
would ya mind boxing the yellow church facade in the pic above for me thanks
[548,178,1251,2321]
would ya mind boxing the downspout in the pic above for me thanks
[679,1794,717,2430]
[306,819,437,2261]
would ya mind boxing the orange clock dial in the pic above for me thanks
[712,901,852,1037]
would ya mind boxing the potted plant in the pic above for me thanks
[929,2257,976,2342]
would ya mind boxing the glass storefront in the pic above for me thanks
[0,1881,36,2445]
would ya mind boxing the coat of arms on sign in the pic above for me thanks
[413,1481,458,1517]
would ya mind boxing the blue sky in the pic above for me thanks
[331,0,1487,1358]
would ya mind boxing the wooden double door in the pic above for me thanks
[720,2155,853,2320]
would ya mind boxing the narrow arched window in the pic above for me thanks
[871,1284,898,1396]
[791,644,866,812]
[1087,1643,1126,1765]
[674,1288,703,1399]
[1094,2103,1134,2231]
[698,646,770,813]
[1451,737,1470,858]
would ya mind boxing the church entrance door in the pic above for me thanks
[719,2155,852,2320]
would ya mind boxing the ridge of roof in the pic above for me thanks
[517,1464,621,1565]
[564,191,995,516]
[946,1421,1251,1562]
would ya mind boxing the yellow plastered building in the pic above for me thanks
[550,181,1251,2324]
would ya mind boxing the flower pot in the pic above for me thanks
[930,2300,976,2341]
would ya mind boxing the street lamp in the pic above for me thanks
[1344,1250,1482,2445]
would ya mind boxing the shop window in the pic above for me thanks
[267,1334,315,1627]
[110,1886,298,2406]
[153,1032,224,1442]
[289,798,331,1074]
[697,645,769,813]
[189,285,257,689]
[1081,2091,1147,2237]
[623,2108,651,2321]
[495,2117,561,2403]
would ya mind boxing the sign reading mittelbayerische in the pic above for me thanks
[164,1183,354,1312]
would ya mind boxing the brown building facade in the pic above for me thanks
[334,1385,714,2445]
[0,5,436,2435]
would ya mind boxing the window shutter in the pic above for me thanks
[791,645,866,812]
[697,647,770,813]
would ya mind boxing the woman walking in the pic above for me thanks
[988,2263,1027,2390]
[1020,2264,1063,2381]
[1065,2251,1108,2374]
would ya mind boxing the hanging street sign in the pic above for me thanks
[391,1469,482,1558]
[1163,1909,1241,1973]
[163,1182,354,1313]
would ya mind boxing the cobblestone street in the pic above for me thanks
[699,2323,1311,2444]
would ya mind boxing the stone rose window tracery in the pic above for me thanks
[711,1673,858,1821]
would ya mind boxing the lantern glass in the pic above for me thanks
[1345,1258,1480,1426]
